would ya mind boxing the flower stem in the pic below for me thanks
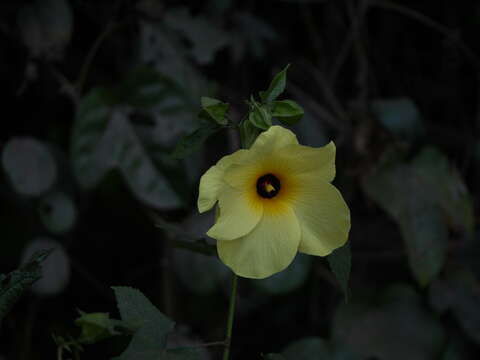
[222,273,238,360]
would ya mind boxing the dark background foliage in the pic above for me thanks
[1,0,480,359]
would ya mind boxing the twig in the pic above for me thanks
[75,21,117,94]
[300,60,350,124]
[347,0,370,108]
[288,81,341,130]
[69,256,115,302]
[370,0,480,68]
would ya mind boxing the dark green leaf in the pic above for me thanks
[272,99,304,125]
[429,269,480,345]
[362,151,449,286]
[248,103,272,130]
[255,254,312,295]
[164,7,228,64]
[327,243,351,302]
[112,286,174,333]
[333,284,445,360]
[199,96,229,125]
[412,148,474,238]
[260,64,290,103]
[172,122,221,159]
[72,97,181,209]
[112,287,175,360]
[201,96,221,108]
[71,87,113,189]
[372,98,424,140]
[115,66,174,108]
[0,249,52,324]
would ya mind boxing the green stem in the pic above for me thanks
[222,273,238,360]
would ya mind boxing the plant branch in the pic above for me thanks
[370,0,480,68]
[76,21,117,94]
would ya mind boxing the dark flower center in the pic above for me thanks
[256,174,281,199]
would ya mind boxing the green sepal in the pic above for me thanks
[272,99,304,125]
[248,102,272,130]
[327,243,352,303]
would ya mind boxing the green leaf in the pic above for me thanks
[174,248,228,294]
[362,149,452,286]
[372,98,424,140]
[72,94,181,209]
[255,254,312,295]
[429,269,480,345]
[164,7,228,64]
[71,87,114,188]
[0,249,52,324]
[333,284,445,360]
[2,137,57,197]
[172,122,221,159]
[115,66,175,108]
[272,100,304,125]
[327,243,352,302]
[75,311,120,344]
[260,64,290,103]
[112,287,174,333]
[412,148,474,237]
[249,103,272,130]
[112,287,175,360]
[240,118,261,149]
[199,96,229,125]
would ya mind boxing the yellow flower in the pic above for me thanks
[198,126,350,279]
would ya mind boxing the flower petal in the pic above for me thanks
[251,125,298,154]
[292,175,350,256]
[198,149,251,213]
[217,206,301,278]
[206,185,263,241]
[277,141,336,182]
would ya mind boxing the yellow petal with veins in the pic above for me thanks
[217,205,300,278]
